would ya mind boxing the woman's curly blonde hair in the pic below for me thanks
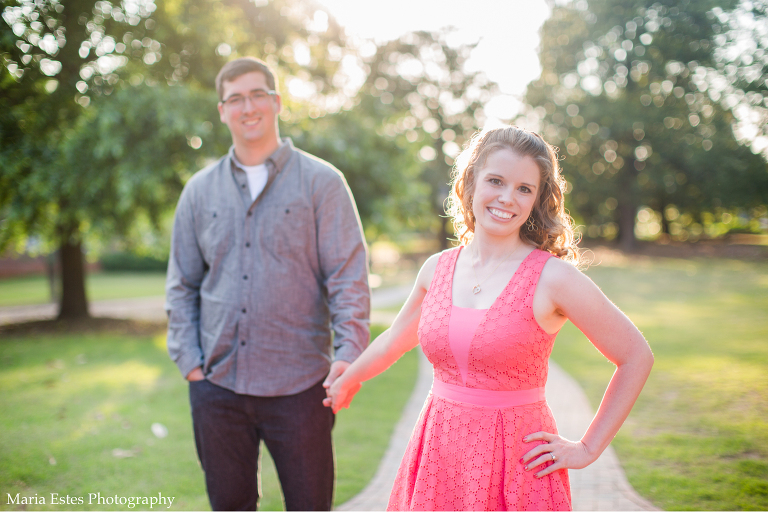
[446,125,581,265]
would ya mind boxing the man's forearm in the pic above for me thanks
[316,173,371,362]
[165,253,205,378]
[166,305,204,378]
[166,185,206,379]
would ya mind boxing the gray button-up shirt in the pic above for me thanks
[165,139,370,396]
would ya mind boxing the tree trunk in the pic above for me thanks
[617,161,638,253]
[617,199,637,252]
[57,238,89,319]
[438,215,451,250]
[47,251,58,303]
[659,197,670,235]
[433,183,451,250]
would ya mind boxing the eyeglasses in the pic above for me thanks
[221,89,277,109]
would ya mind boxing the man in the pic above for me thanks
[165,57,370,511]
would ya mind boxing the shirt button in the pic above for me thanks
[247,211,252,216]
[241,184,246,188]
[240,340,246,346]
[245,242,250,248]
[243,275,248,280]
[241,308,246,313]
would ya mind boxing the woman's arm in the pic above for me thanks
[522,260,654,478]
[323,253,440,413]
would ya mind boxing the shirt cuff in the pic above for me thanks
[333,343,364,365]
[175,350,205,380]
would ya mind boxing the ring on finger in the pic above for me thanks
[551,453,557,462]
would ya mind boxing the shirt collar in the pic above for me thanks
[228,138,294,174]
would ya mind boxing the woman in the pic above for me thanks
[324,126,654,511]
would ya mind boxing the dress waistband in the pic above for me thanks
[432,380,546,408]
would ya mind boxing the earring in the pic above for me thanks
[526,216,537,231]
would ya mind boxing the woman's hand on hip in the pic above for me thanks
[521,431,595,478]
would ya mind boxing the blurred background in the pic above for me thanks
[1,1,767,510]
[2,0,766,317]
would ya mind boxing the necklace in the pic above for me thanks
[469,244,521,294]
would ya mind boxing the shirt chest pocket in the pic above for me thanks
[261,203,312,257]
[198,207,236,265]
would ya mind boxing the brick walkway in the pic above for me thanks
[0,296,168,325]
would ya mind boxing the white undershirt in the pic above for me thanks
[233,155,269,201]
[242,164,268,201]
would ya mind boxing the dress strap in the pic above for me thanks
[423,247,462,304]
[501,249,554,309]
[528,249,554,275]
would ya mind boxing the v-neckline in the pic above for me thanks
[446,246,537,387]
[450,245,536,311]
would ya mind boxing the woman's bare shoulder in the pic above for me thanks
[415,248,454,292]
[539,253,590,292]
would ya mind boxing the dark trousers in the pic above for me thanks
[189,378,335,511]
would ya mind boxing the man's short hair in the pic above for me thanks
[215,57,277,100]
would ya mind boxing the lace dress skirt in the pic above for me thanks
[387,381,571,511]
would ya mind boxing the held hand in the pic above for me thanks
[520,432,595,479]
[186,367,205,382]
[322,361,362,414]
[322,377,362,414]
[323,360,351,390]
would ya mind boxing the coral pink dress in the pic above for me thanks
[387,247,571,511]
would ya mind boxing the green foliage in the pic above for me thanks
[1,79,225,262]
[353,31,497,247]
[1,0,362,317]
[1,0,163,248]
[716,0,768,150]
[523,0,768,247]
[1,1,499,313]
[286,30,500,246]
[551,256,768,510]
[1,0,177,315]
[99,252,168,272]
[285,108,432,240]
[147,0,350,94]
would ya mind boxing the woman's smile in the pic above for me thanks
[487,207,515,220]
[472,148,540,237]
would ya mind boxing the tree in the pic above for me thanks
[356,30,498,249]
[715,0,768,158]
[145,0,352,101]
[285,107,432,241]
[0,0,349,318]
[1,0,163,318]
[523,0,768,250]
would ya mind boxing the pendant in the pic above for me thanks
[472,284,481,294]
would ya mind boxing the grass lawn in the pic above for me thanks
[0,322,417,511]
[0,273,167,307]
[551,255,768,511]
